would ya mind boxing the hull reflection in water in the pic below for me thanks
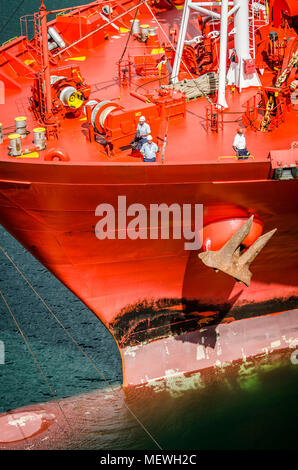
[0,348,297,450]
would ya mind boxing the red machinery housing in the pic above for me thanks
[85,88,186,155]
[31,65,91,121]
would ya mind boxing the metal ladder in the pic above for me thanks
[248,0,256,59]
[248,0,269,59]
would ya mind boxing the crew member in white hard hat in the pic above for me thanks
[135,116,151,149]
[140,135,159,162]
[233,127,250,159]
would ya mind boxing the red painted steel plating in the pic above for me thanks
[0,0,297,387]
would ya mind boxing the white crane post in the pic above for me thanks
[234,0,250,59]
[232,0,261,89]
[217,0,229,108]
[171,0,191,84]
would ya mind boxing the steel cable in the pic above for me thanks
[0,289,73,437]
[0,245,163,450]
[0,0,27,36]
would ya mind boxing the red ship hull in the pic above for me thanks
[0,0,297,387]
[0,159,297,385]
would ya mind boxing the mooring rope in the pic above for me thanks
[0,289,73,437]
[0,245,163,450]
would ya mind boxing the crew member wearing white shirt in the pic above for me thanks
[140,135,159,162]
[233,128,250,159]
[136,116,151,149]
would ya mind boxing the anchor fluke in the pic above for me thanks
[198,216,277,286]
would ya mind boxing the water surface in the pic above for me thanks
[0,0,298,451]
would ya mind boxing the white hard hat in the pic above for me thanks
[147,135,153,141]
[139,116,146,122]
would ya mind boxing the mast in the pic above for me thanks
[170,1,261,107]
[171,1,233,108]
[39,0,52,119]
[227,0,261,90]
[217,0,229,108]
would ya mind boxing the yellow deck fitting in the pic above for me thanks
[16,152,39,159]
[33,127,46,133]
[8,133,21,139]
[151,48,165,55]
[24,59,35,66]
[65,56,86,62]
[218,156,237,161]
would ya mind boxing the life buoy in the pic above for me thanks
[44,148,70,162]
